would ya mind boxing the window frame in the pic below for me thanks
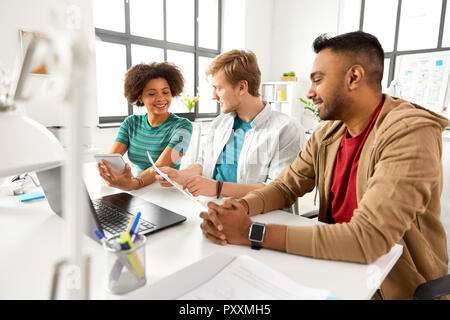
[359,0,450,89]
[95,0,222,125]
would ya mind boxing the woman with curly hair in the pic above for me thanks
[97,62,193,191]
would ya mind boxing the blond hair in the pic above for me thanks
[206,50,261,97]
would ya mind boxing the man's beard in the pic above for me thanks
[317,87,346,121]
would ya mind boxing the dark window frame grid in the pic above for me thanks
[96,0,222,125]
[359,0,450,89]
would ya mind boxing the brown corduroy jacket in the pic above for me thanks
[243,94,449,299]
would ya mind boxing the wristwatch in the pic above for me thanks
[248,222,266,250]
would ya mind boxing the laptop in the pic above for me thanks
[36,165,186,241]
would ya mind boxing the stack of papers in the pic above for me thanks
[147,152,208,211]
[179,254,330,300]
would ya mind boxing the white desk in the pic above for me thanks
[0,163,402,300]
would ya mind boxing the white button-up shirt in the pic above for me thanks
[196,103,306,184]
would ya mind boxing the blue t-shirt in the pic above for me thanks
[115,113,193,172]
[213,116,252,183]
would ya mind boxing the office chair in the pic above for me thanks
[301,209,319,219]
[180,122,201,170]
[284,199,300,215]
[414,274,450,300]
[286,199,317,216]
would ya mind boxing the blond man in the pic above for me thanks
[156,50,305,199]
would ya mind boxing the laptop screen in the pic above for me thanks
[36,165,104,242]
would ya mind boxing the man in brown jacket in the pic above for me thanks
[199,31,449,299]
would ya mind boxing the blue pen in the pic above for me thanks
[129,211,141,236]
[94,229,108,246]
[94,229,129,282]
[131,219,141,243]
[94,229,121,250]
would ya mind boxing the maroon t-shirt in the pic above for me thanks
[330,99,384,223]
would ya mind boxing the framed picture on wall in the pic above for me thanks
[394,51,450,118]
[19,30,48,75]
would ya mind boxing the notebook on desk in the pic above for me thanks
[36,165,186,240]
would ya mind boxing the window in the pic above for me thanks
[363,0,398,52]
[397,0,442,51]
[94,0,221,124]
[339,0,450,117]
[337,0,361,34]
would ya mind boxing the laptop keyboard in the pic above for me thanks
[92,199,156,236]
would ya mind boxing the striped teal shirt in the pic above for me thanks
[115,113,193,172]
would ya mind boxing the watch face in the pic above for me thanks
[250,224,265,240]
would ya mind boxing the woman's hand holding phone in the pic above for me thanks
[96,160,138,191]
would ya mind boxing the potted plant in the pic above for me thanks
[180,94,199,121]
[181,94,199,112]
[281,71,297,82]
[299,97,320,131]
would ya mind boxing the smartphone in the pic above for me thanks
[94,154,126,174]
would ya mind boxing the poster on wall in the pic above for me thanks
[395,51,450,117]
[16,30,66,127]
[19,30,48,75]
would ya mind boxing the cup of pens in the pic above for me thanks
[95,212,147,294]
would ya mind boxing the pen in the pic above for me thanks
[94,229,112,247]
[126,215,135,234]
[94,229,138,282]
[119,233,145,277]
[131,219,141,243]
[94,229,125,281]
[130,211,141,236]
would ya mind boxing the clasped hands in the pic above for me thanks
[199,198,252,246]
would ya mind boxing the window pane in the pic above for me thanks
[363,0,397,52]
[131,44,164,65]
[397,0,442,51]
[93,0,125,32]
[198,0,219,49]
[167,0,194,45]
[338,0,361,34]
[442,2,450,47]
[198,56,217,113]
[95,41,128,117]
[382,58,391,92]
[129,0,163,40]
[167,50,195,113]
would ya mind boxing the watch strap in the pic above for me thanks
[251,240,262,250]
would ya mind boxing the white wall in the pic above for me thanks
[221,0,247,51]
[222,0,340,90]
[221,0,275,83]
[221,0,339,123]
[244,0,275,83]
[270,0,339,100]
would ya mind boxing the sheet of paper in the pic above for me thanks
[147,151,208,210]
[179,255,330,300]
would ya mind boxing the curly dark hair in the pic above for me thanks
[124,62,185,106]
